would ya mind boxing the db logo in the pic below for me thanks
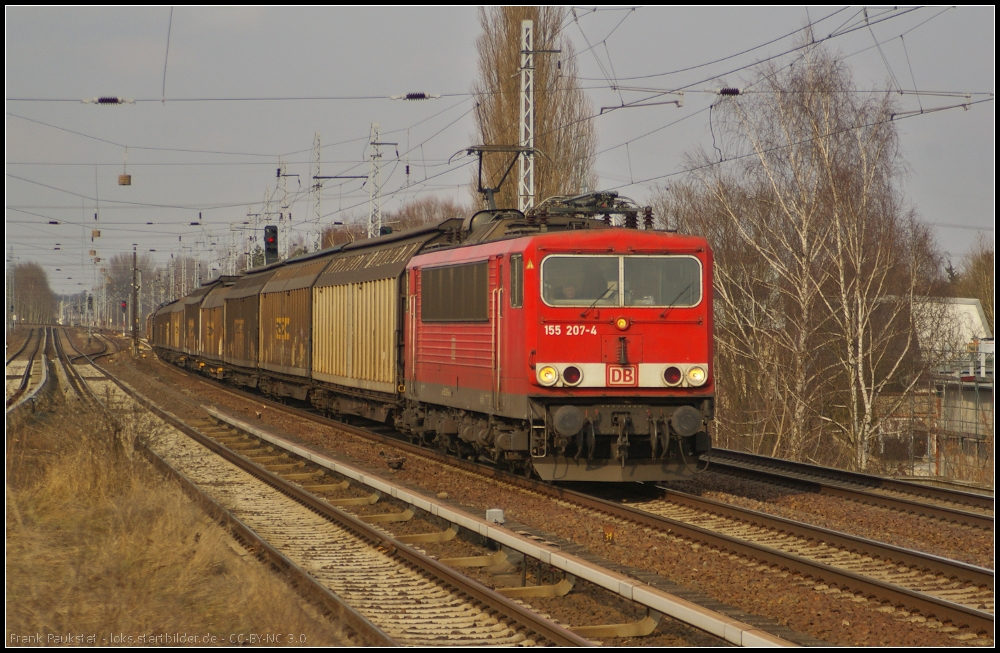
[607,365,637,387]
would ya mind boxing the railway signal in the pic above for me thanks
[264,225,278,265]
[121,300,127,313]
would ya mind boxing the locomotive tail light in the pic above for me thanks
[663,366,682,386]
[538,365,560,386]
[614,316,630,331]
[687,366,707,386]
[562,365,583,386]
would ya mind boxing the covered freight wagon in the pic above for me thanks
[222,267,276,375]
[151,300,179,349]
[199,276,237,365]
[181,283,216,356]
[311,230,442,398]
[168,299,186,350]
[258,252,336,392]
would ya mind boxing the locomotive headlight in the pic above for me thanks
[687,366,707,386]
[663,366,682,387]
[538,365,560,386]
[614,316,630,331]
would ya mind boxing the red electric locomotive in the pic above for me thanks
[398,194,713,481]
[151,192,713,482]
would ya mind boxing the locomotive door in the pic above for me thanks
[491,257,503,410]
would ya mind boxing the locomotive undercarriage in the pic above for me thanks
[396,398,712,482]
[155,347,711,482]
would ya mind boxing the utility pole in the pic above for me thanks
[131,245,139,356]
[368,123,381,239]
[367,123,397,238]
[276,161,298,259]
[518,19,535,213]
[517,20,559,212]
[246,206,261,270]
[278,159,289,259]
[312,132,322,251]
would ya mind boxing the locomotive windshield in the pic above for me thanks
[542,255,701,308]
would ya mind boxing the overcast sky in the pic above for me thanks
[6,6,994,296]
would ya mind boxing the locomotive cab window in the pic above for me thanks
[421,261,489,322]
[541,255,701,308]
[542,256,619,306]
[623,256,701,307]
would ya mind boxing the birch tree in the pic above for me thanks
[659,43,944,469]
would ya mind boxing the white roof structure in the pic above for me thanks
[916,297,992,350]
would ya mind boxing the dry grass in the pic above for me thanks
[6,393,352,646]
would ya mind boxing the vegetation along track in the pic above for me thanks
[707,449,993,529]
[128,343,993,642]
[64,336,591,647]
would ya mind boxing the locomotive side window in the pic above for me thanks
[623,256,701,307]
[510,254,523,308]
[421,261,489,322]
[542,256,619,306]
[541,255,702,307]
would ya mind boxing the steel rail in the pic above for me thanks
[54,328,107,409]
[601,489,995,634]
[6,326,36,366]
[69,351,396,647]
[89,357,594,648]
[6,327,50,414]
[6,327,42,407]
[144,355,994,636]
[141,444,397,647]
[710,448,994,518]
[71,331,115,363]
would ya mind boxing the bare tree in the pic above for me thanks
[953,234,994,333]
[387,196,470,231]
[321,211,367,248]
[472,6,597,209]
[660,42,945,470]
[321,197,470,248]
[11,262,56,324]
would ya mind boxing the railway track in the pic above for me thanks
[60,334,593,647]
[200,395,995,637]
[52,328,96,405]
[112,343,993,642]
[6,327,50,413]
[707,448,993,529]
[6,326,37,366]
[628,488,993,632]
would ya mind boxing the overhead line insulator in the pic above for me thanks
[391,92,441,101]
[82,96,135,105]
